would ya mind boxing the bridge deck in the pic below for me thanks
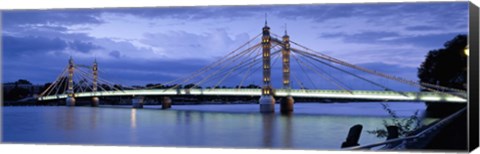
[38,88,467,103]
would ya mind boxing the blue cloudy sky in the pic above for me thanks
[1,2,468,91]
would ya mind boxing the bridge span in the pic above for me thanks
[38,88,467,103]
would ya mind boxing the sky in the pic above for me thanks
[1,2,469,91]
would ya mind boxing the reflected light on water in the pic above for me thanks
[131,109,137,128]
[2,103,432,149]
[282,114,293,148]
[262,113,274,148]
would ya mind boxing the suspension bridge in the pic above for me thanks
[37,21,467,113]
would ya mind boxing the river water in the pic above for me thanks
[2,103,435,150]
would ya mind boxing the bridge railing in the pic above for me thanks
[346,107,467,150]
[37,88,466,103]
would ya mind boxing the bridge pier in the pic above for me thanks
[280,96,294,114]
[259,95,275,113]
[259,16,275,113]
[66,97,76,106]
[162,97,172,109]
[91,97,100,107]
[280,24,293,114]
[132,96,144,108]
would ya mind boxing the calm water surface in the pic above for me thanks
[2,103,432,150]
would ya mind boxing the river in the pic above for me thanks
[2,102,436,150]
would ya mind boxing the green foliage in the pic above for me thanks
[369,34,469,138]
[367,103,423,138]
[418,34,467,91]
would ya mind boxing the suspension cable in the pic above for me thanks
[75,68,111,92]
[237,50,263,89]
[299,53,353,90]
[293,47,465,98]
[189,44,263,89]
[209,44,281,89]
[291,49,318,89]
[73,74,84,93]
[293,48,393,91]
[149,34,263,89]
[167,43,262,90]
[292,51,351,92]
[54,73,68,96]
[290,40,466,94]
[211,44,263,89]
[39,66,68,97]
[76,67,123,92]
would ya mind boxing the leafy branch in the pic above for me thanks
[367,103,423,138]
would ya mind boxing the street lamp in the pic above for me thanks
[464,45,469,56]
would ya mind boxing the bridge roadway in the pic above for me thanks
[38,88,467,103]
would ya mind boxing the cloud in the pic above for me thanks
[2,34,106,57]
[92,38,162,60]
[1,2,469,89]
[282,2,467,41]
[2,35,68,56]
[140,29,251,60]
[277,2,467,23]
[109,50,121,58]
[105,5,272,20]
[405,25,441,31]
[320,31,401,43]
[68,40,102,53]
[2,9,104,27]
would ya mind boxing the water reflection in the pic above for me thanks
[282,114,293,148]
[89,107,98,129]
[176,111,182,125]
[261,113,275,148]
[3,103,430,149]
[130,109,137,128]
[63,107,75,130]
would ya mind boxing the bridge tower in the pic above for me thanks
[280,26,294,113]
[66,57,76,106]
[259,17,276,113]
[91,58,100,107]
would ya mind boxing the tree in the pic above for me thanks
[369,35,468,139]
[184,83,196,89]
[39,83,52,94]
[4,87,30,101]
[146,83,164,89]
[418,34,467,91]
[16,79,32,85]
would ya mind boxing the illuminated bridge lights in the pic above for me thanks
[38,88,467,103]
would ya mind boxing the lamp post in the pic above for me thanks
[464,45,469,56]
[464,45,469,89]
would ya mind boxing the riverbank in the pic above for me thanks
[424,107,467,151]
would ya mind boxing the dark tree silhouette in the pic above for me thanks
[4,87,30,101]
[370,34,468,139]
[145,83,164,89]
[40,83,52,94]
[418,34,468,91]
[16,79,32,85]
[184,83,198,89]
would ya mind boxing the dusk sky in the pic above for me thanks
[1,2,468,91]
